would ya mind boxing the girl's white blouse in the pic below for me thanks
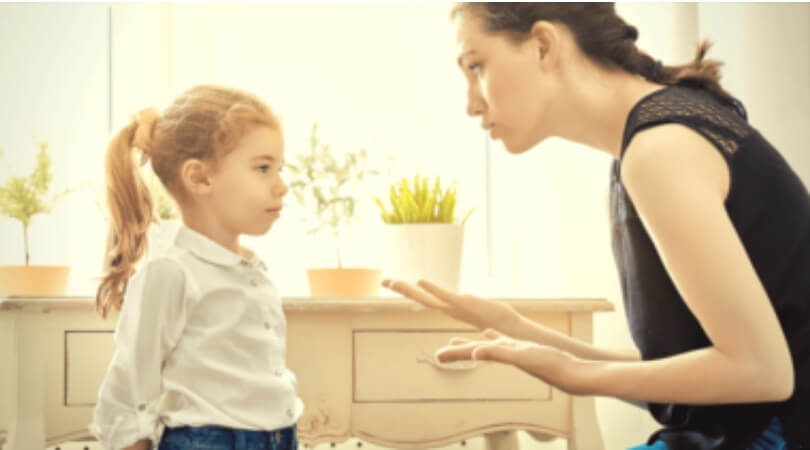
[89,225,303,449]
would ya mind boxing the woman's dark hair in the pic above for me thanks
[451,2,733,100]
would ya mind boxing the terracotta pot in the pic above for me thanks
[306,268,382,298]
[0,265,70,296]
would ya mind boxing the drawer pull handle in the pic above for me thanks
[416,351,483,371]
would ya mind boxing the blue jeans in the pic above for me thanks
[158,424,298,450]
[628,416,786,450]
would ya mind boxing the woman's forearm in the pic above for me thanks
[570,346,793,404]
[507,315,641,362]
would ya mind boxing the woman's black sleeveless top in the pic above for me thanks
[610,85,810,449]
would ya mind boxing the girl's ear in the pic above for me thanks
[180,159,213,196]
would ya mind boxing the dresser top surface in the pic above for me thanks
[0,296,613,313]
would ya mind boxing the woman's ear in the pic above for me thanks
[529,20,560,68]
[180,159,213,196]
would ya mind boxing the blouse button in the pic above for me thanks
[250,279,258,287]
[274,368,283,376]
[137,403,146,411]
[264,322,271,329]
[286,408,294,418]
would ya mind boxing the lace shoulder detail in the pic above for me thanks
[623,86,751,156]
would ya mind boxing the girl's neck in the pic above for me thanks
[179,206,250,259]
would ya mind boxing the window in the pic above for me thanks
[0,4,109,294]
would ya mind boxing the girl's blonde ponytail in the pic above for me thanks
[96,109,158,319]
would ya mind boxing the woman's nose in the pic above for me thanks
[467,95,485,117]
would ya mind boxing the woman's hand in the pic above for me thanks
[381,278,521,334]
[438,329,584,395]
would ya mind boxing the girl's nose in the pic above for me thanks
[277,179,289,197]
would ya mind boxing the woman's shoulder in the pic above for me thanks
[623,85,752,158]
[621,122,731,203]
[629,85,747,124]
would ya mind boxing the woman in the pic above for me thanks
[383,3,810,449]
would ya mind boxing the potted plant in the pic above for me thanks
[286,123,382,297]
[0,142,72,296]
[374,174,473,292]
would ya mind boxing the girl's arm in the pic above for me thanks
[90,257,191,449]
[123,440,152,450]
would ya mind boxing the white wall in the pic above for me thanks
[108,3,491,299]
[698,3,810,187]
[0,4,109,292]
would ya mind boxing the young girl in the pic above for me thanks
[90,85,301,450]
[384,3,809,450]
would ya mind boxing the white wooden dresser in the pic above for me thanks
[0,296,612,450]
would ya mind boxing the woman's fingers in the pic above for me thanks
[435,341,481,363]
[436,336,517,363]
[483,328,502,340]
[471,341,522,365]
[448,336,473,346]
[382,278,446,309]
[447,329,501,348]
[417,280,464,305]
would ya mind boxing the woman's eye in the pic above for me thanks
[468,63,481,73]
[256,165,270,173]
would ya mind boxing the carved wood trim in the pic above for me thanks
[351,423,565,449]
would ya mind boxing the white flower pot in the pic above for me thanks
[384,224,464,292]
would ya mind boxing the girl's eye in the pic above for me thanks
[256,165,270,173]
[468,63,481,73]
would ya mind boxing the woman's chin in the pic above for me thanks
[501,136,532,154]
[502,132,547,154]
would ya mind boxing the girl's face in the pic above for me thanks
[209,125,288,237]
[454,13,558,153]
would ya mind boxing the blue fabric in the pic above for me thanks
[158,424,297,450]
[628,416,786,450]
[748,416,786,450]
[628,440,669,450]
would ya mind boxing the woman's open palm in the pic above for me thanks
[381,278,521,333]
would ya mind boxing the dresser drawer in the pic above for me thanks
[353,330,552,402]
